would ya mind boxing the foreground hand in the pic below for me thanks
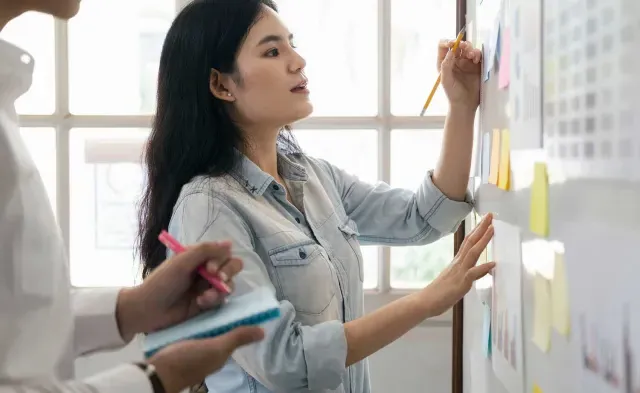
[149,326,264,393]
[117,241,243,338]
[429,213,496,315]
[437,39,482,110]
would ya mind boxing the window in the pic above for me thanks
[12,0,458,296]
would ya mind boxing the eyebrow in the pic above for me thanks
[257,33,294,46]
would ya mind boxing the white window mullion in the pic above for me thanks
[54,18,71,251]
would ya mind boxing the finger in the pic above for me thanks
[174,241,232,273]
[214,257,243,283]
[437,39,456,71]
[208,326,265,356]
[457,213,494,258]
[196,288,221,309]
[467,262,496,281]
[463,225,495,267]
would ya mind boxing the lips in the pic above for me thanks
[290,79,308,92]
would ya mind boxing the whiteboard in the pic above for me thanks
[462,0,640,392]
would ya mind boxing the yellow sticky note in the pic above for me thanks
[497,129,511,190]
[488,129,501,185]
[530,162,549,237]
[551,252,571,336]
[532,273,552,352]
[533,384,543,393]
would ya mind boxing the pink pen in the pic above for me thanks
[158,230,231,295]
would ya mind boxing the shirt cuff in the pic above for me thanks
[72,287,127,356]
[299,320,347,391]
[84,364,154,393]
[418,170,474,235]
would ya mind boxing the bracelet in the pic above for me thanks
[134,362,167,393]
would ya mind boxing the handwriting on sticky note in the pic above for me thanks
[497,129,511,190]
[498,27,511,89]
[530,162,549,237]
[488,129,501,185]
[551,252,570,336]
[532,273,552,352]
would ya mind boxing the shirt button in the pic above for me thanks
[272,184,279,191]
[299,249,307,259]
[295,217,301,223]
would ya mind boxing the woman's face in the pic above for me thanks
[214,6,313,130]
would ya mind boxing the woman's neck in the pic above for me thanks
[241,128,281,181]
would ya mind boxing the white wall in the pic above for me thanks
[75,302,452,392]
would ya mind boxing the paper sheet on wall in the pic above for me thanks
[469,351,490,393]
[489,129,501,185]
[508,0,542,149]
[498,27,511,89]
[482,302,492,357]
[481,132,491,183]
[497,129,511,190]
[542,0,640,181]
[531,273,552,352]
[564,224,640,393]
[529,162,549,237]
[491,220,525,393]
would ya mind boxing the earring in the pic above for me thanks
[227,92,232,97]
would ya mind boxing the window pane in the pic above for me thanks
[68,0,175,114]
[0,13,55,114]
[391,0,456,116]
[277,0,378,116]
[293,129,379,289]
[20,128,57,215]
[70,128,149,287]
[390,129,454,288]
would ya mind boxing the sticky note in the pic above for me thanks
[532,273,552,352]
[498,28,511,89]
[482,302,492,357]
[481,132,491,183]
[530,162,549,237]
[551,252,570,336]
[533,384,543,393]
[482,42,492,82]
[489,21,501,66]
[488,129,501,185]
[497,129,511,190]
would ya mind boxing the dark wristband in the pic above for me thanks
[134,362,167,393]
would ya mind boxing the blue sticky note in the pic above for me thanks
[481,132,491,183]
[482,43,492,82]
[482,302,492,357]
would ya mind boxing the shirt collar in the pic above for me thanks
[0,39,34,106]
[231,148,308,196]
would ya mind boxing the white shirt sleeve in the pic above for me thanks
[71,287,130,357]
[0,364,154,393]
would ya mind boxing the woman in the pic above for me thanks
[137,0,494,392]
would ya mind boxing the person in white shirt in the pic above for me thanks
[0,1,265,393]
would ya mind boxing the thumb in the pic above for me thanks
[440,48,457,77]
[205,326,265,356]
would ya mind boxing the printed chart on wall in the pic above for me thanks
[543,0,640,181]
[564,224,640,393]
[509,0,543,149]
[491,220,525,393]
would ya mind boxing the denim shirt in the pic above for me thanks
[167,151,472,393]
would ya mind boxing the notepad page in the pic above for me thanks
[144,287,279,353]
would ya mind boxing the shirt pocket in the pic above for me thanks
[338,218,364,282]
[269,241,336,315]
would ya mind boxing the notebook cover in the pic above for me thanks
[143,287,280,357]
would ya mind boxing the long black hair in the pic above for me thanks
[137,0,301,278]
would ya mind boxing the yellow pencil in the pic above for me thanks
[420,25,467,116]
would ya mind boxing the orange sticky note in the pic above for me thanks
[488,129,501,185]
[529,162,549,237]
[497,129,511,190]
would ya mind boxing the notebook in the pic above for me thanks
[143,286,281,357]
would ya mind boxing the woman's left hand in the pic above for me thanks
[437,39,483,111]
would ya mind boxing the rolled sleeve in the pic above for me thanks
[300,320,347,390]
[416,170,473,235]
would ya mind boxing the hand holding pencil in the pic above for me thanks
[421,27,483,115]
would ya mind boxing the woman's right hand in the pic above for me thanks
[427,213,496,316]
[148,326,264,393]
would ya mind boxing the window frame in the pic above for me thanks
[18,0,456,322]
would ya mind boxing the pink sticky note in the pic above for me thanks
[498,28,511,89]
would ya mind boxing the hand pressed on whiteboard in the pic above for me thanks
[428,213,496,315]
[437,39,482,111]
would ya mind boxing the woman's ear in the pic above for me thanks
[209,69,236,102]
